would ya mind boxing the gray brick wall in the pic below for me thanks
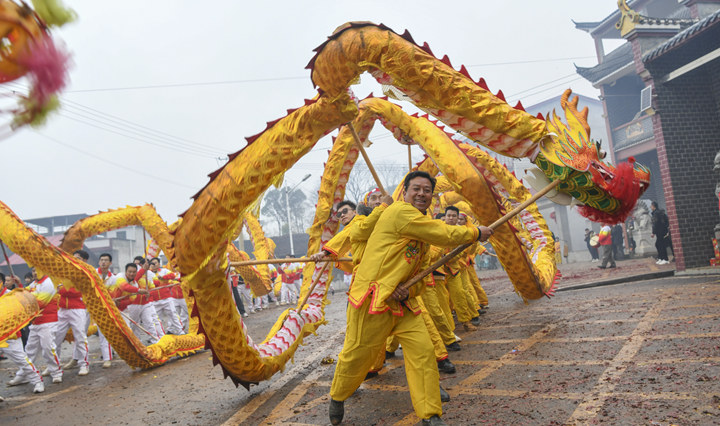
[646,56,720,268]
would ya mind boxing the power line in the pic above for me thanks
[506,72,579,99]
[34,131,197,190]
[65,75,308,93]
[57,111,221,159]
[466,56,595,68]
[60,57,595,94]
[60,98,232,154]
[5,81,232,159]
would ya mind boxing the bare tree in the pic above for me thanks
[260,188,308,236]
[345,162,408,202]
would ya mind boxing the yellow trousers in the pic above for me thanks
[434,276,455,330]
[445,272,476,323]
[420,285,456,346]
[331,297,442,419]
[372,298,449,371]
[465,265,488,306]
[419,297,449,361]
[460,269,480,310]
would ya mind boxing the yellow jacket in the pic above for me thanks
[349,201,479,316]
[323,216,358,274]
[348,203,388,269]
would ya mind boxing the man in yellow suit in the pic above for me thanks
[329,171,492,426]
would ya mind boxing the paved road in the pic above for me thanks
[2,273,719,425]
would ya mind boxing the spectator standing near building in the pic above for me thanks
[597,224,616,269]
[584,228,599,262]
[651,201,671,265]
[611,224,625,261]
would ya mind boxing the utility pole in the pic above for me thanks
[284,173,311,255]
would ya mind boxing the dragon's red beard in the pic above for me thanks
[576,160,643,225]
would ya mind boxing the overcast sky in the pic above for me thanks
[1,1,622,224]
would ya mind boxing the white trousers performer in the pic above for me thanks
[97,329,113,361]
[53,308,89,369]
[125,304,165,343]
[238,286,254,310]
[173,298,189,332]
[5,338,43,385]
[24,323,62,380]
[155,299,184,335]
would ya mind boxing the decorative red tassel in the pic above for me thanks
[16,35,70,105]
[576,159,641,224]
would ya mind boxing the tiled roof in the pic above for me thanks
[643,8,720,62]
[576,43,633,84]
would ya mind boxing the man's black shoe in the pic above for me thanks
[437,358,456,374]
[598,266,606,269]
[439,386,450,402]
[470,316,480,326]
[385,350,395,359]
[329,399,344,425]
[364,371,379,380]
[446,341,461,352]
[422,415,446,425]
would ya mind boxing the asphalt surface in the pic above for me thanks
[1,271,719,425]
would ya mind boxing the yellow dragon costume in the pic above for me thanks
[0,19,650,388]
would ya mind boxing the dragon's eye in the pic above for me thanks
[598,149,607,159]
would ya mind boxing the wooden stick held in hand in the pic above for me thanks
[348,123,388,197]
[229,257,351,267]
[295,261,332,309]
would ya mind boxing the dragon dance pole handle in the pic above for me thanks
[395,178,562,293]
[407,145,413,172]
[1,241,16,278]
[347,123,388,196]
[295,261,332,309]
[229,257,352,267]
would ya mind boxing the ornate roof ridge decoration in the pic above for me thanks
[616,0,641,36]
[616,0,699,37]
[643,7,720,62]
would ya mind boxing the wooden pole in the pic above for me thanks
[0,241,16,278]
[347,123,388,196]
[295,261,332,309]
[229,256,351,267]
[394,179,561,293]
[120,311,156,338]
[407,144,413,171]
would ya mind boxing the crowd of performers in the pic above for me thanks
[311,171,493,426]
[1,171,493,424]
[0,253,189,396]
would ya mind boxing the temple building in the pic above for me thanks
[575,0,720,270]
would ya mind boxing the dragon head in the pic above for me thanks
[532,90,650,224]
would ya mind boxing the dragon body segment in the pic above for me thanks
[309,23,649,223]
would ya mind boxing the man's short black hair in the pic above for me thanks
[403,171,436,192]
[24,272,33,280]
[74,250,89,261]
[134,256,145,263]
[336,200,356,211]
[125,263,138,272]
[99,253,112,261]
[0,272,5,284]
[434,213,445,220]
[651,201,659,209]
[356,204,373,216]
[445,206,460,215]
[150,257,160,264]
